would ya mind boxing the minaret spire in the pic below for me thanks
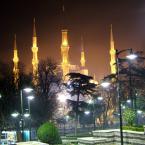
[32,18,39,85]
[14,34,17,50]
[80,36,86,67]
[33,18,36,37]
[13,34,19,88]
[110,24,116,74]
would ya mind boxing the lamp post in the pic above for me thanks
[100,80,111,129]
[27,95,34,141]
[116,48,137,145]
[57,92,67,135]
[88,99,95,130]
[11,111,30,142]
[20,87,33,141]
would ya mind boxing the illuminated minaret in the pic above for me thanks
[61,29,70,77]
[80,37,86,67]
[110,24,116,74]
[80,37,88,75]
[31,18,39,85]
[13,34,19,88]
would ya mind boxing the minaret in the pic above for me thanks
[31,18,39,85]
[61,29,70,77]
[13,34,19,88]
[110,24,116,74]
[80,37,88,75]
[80,37,86,67]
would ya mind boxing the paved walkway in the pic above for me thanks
[17,141,48,145]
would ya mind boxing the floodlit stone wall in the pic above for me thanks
[77,129,145,145]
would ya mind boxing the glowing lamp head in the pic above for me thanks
[84,111,90,115]
[101,82,110,88]
[126,53,137,60]
[127,99,131,103]
[24,113,30,118]
[97,97,103,101]
[23,87,33,93]
[27,95,34,100]
[11,112,19,118]
[137,110,142,114]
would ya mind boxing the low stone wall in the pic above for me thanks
[93,129,145,145]
[77,137,113,145]
[77,129,145,145]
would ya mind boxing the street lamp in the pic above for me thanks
[97,96,103,101]
[57,92,68,135]
[101,81,111,88]
[11,112,19,118]
[20,87,33,141]
[24,112,30,118]
[116,48,137,145]
[126,99,131,103]
[87,98,96,130]
[84,110,90,115]
[126,53,137,60]
[137,110,142,114]
[23,88,33,93]
[11,111,30,140]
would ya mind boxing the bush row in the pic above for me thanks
[123,125,144,132]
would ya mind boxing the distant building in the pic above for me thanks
[59,29,88,81]
[12,20,116,86]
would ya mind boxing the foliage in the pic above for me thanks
[123,125,144,132]
[66,73,96,96]
[37,122,62,144]
[0,61,32,131]
[123,108,136,126]
[65,73,96,114]
[65,73,96,135]
[33,58,61,126]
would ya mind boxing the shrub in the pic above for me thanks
[37,121,62,144]
[123,108,136,126]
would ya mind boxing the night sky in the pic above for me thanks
[1,0,145,80]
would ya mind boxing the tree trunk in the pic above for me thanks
[75,91,80,136]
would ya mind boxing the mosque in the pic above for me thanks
[12,19,116,87]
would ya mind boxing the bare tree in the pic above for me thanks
[33,58,62,125]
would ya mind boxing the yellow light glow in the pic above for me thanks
[13,35,19,87]
[31,19,39,85]
[61,29,70,78]
[110,25,116,74]
[81,51,85,67]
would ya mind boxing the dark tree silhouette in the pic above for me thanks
[33,58,62,126]
[0,60,32,137]
[65,73,96,136]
